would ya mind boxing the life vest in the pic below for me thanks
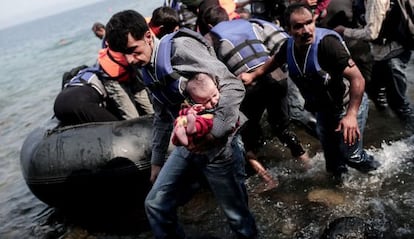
[164,0,198,30]
[98,48,131,83]
[142,28,211,106]
[287,28,350,112]
[210,19,271,76]
[66,65,108,98]
[248,18,289,55]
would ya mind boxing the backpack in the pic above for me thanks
[64,65,108,98]
[374,0,414,49]
[61,65,89,90]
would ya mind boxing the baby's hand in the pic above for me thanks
[191,104,205,113]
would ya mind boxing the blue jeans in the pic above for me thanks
[145,134,257,239]
[371,49,412,119]
[316,93,373,174]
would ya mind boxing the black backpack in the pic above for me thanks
[374,0,414,49]
[61,65,88,90]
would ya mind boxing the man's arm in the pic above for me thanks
[334,0,388,41]
[150,98,174,183]
[335,61,365,146]
[238,53,281,85]
[320,35,365,145]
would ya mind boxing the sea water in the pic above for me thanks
[0,0,160,238]
[1,0,414,238]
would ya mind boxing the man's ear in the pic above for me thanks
[144,30,152,43]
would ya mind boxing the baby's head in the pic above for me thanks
[186,73,219,109]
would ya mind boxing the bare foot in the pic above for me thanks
[186,113,196,134]
[297,151,311,170]
[252,174,279,193]
[174,125,188,146]
[247,151,279,192]
[258,169,279,191]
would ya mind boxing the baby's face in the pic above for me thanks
[190,77,219,110]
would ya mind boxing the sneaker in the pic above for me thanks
[373,87,388,110]
[347,154,380,173]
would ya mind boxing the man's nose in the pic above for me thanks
[303,24,312,33]
[125,54,135,64]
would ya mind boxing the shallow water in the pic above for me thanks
[1,0,414,238]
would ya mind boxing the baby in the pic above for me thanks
[172,72,219,146]
[172,72,278,192]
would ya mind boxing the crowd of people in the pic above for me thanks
[53,0,414,238]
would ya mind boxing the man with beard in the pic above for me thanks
[240,3,381,182]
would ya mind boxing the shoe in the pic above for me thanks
[347,154,380,173]
[373,87,388,110]
[279,129,306,157]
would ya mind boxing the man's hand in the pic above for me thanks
[150,164,162,184]
[333,25,346,36]
[335,114,360,146]
[238,72,255,85]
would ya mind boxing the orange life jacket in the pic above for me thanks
[97,48,131,82]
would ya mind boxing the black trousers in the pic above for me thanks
[54,86,118,126]
[240,75,290,153]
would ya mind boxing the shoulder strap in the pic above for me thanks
[143,28,210,106]
[155,28,211,85]
[249,18,289,55]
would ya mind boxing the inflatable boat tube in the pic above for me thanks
[20,115,155,211]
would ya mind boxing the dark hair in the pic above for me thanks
[105,10,149,53]
[284,3,313,29]
[197,5,229,35]
[91,22,105,32]
[197,0,222,35]
[205,5,229,26]
[149,6,180,38]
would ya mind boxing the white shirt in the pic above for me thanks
[343,0,404,60]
